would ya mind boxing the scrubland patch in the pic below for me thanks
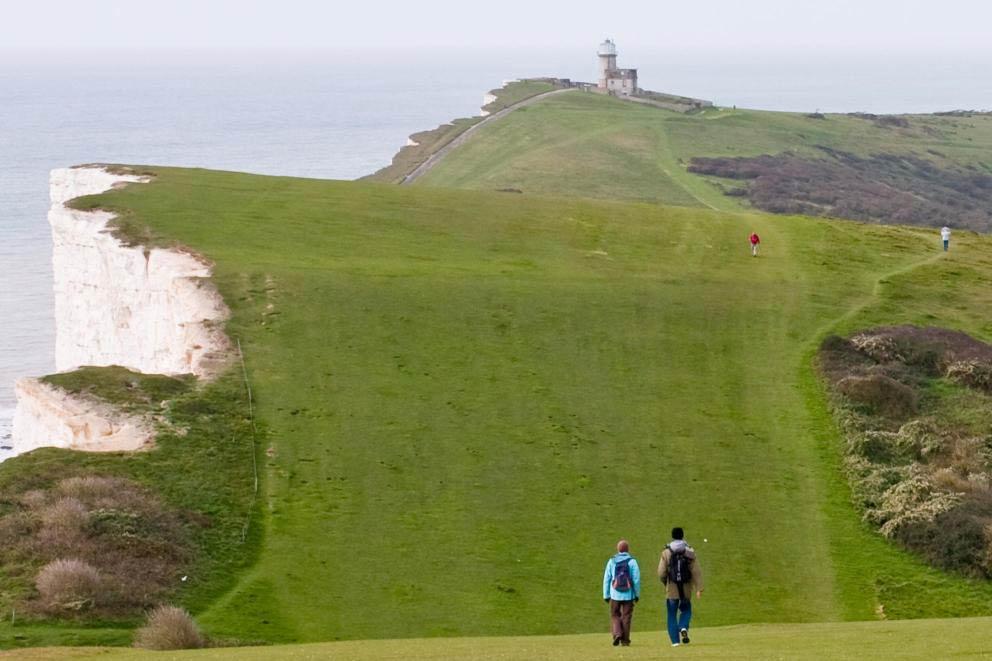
[690,148,992,231]
[0,475,190,618]
[0,366,257,640]
[820,326,992,576]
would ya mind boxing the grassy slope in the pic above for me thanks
[416,91,992,210]
[415,92,709,207]
[0,370,258,649]
[481,80,558,114]
[363,80,558,184]
[13,617,992,659]
[23,167,992,647]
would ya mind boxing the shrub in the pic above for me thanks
[818,335,873,384]
[848,431,905,463]
[896,506,990,577]
[837,374,918,418]
[134,605,206,650]
[946,360,992,392]
[850,333,904,363]
[896,339,944,375]
[897,419,943,459]
[820,334,851,353]
[845,457,909,510]
[40,497,89,532]
[870,473,962,538]
[35,559,103,611]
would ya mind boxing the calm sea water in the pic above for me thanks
[2,48,992,451]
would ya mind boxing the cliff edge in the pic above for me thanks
[11,166,231,456]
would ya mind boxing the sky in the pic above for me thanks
[2,0,991,53]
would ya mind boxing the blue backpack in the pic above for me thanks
[612,557,633,592]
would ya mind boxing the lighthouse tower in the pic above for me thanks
[596,38,638,96]
[597,39,618,89]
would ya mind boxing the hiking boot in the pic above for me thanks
[680,628,690,644]
[612,636,621,647]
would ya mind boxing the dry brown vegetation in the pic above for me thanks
[689,148,992,231]
[35,559,104,611]
[820,326,992,576]
[133,604,206,650]
[0,475,192,618]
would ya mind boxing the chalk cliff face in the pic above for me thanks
[50,167,229,377]
[12,378,153,453]
[11,166,230,456]
[480,92,498,117]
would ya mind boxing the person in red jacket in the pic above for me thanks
[749,232,760,257]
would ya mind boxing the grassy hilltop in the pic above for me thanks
[416,91,992,230]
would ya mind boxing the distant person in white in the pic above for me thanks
[941,226,951,252]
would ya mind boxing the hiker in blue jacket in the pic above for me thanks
[602,539,641,647]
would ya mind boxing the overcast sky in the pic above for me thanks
[2,0,990,52]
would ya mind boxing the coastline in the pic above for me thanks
[9,166,230,458]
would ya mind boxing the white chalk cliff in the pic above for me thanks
[12,378,153,453]
[480,92,498,117]
[11,166,230,456]
[49,167,229,377]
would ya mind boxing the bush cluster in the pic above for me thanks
[820,326,992,578]
[0,475,190,617]
[689,148,992,231]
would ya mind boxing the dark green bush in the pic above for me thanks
[837,374,918,419]
[896,505,991,578]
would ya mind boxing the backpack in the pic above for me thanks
[612,557,633,592]
[667,545,693,600]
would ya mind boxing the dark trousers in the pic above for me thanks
[609,599,634,644]
[666,598,692,644]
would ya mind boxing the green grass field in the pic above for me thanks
[0,165,986,651]
[6,87,992,656]
[9,617,992,659]
[415,91,992,211]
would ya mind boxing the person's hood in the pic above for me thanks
[668,540,695,558]
[614,552,631,560]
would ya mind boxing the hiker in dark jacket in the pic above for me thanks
[602,539,641,646]
[657,527,704,647]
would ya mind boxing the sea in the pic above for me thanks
[2,47,992,457]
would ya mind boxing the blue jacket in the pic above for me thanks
[603,552,641,601]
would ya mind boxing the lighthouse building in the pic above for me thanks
[597,39,638,96]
